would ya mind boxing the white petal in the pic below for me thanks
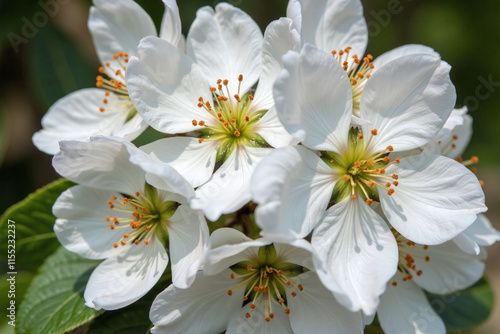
[32,89,129,155]
[299,0,368,58]
[209,226,252,248]
[378,276,446,334]
[381,154,487,244]
[167,205,210,289]
[286,0,302,32]
[53,185,131,259]
[440,107,472,158]
[251,18,301,112]
[126,36,212,134]
[89,0,156,64]
[274,44,352,152]
[254,107,297,148]
[312,197,399,315]
[150,270,242,333]
[204,231,269,276]
[360,55,456,153]
[140,137,217,188]
[159,0,182,47]
[53,136,145,194]
[274,240,315,270]
[85,237,168,310]
[251,146,337,241]
[191,146,272,221]
[410,241,484,294]
[373,44,439,70]
[226,298,293,334]
[186,3,263,95]
[289,273,364,333]
[452,233,480,255]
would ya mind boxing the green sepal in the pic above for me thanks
[258,244,277,264]
[230,261,258,275]
[277,262,309,278]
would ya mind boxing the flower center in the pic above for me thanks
[331,47,374,116]
[391,228,430,286]
[105,184,177,248]
[323,127,400,205]
[193,75,268,161]
[95,52,136,121]
[225,245,307,322]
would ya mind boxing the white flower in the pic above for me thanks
[251,44,486,315]
[378,228,485,334]
[149,228,364,334]
[126,3,300,221]
[287,0,444,120]
[32,0,183,155]
[52,136,209,310]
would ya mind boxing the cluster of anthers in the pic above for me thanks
[95,52,134,115]
[391,228,430,286]
[227,264,304,322]
[330,128,401,204]
[192,75,255,144]
[331,46,375,113]
[105,191,164,248]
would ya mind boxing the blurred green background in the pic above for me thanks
[0,0,499,333]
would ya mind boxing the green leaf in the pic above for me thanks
[364,324,384,334]
[0,178,75,272]
[426,276,494,332]
[17,247,103,334]
[0,272,34,326]
[87,275,171,334]
[132,127,165,147]
[27,23,95,110]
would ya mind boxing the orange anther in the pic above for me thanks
[192,120,198,126]
[343,175,350,180]
[366,199,373,205]
[238,74,243,81]
[371,129,378,136]
[113,243,118,248]
[144,240,150,245]
[471,156,479,164]
[387,189,395,196]
[227,290,233,296]
[198,138,204,144]
[387,145,394,152]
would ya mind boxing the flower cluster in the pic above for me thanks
[33,0,498,333]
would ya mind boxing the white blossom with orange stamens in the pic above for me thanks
[251,44,486,315]
[377,227,484,334]
[126,4,299,221]
[52,136,209,310]
[32,0,183,155]
[149,228,364,334]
